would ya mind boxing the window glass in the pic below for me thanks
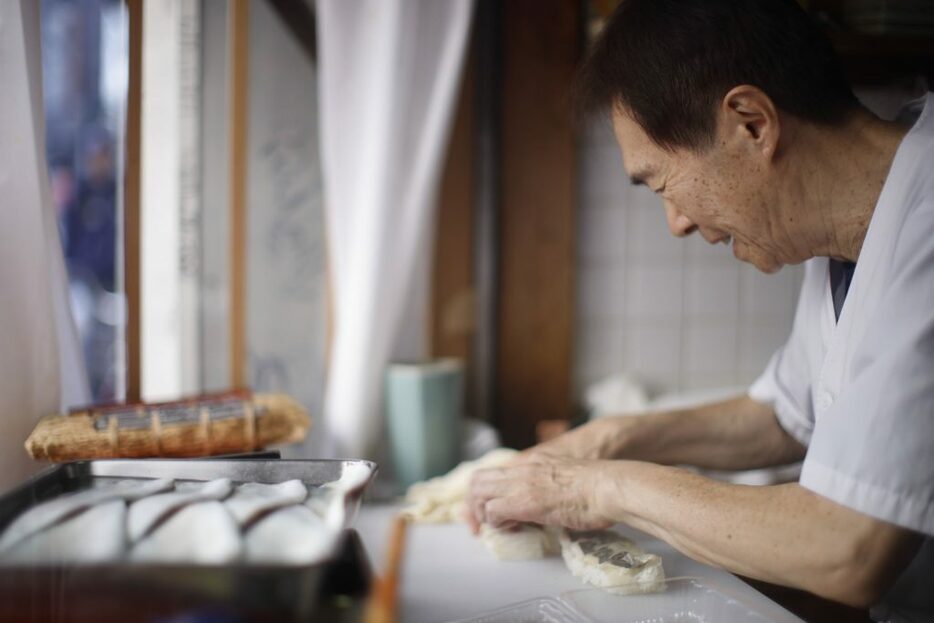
[41,0,126,402]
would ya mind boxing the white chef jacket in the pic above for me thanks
[749,93,934,621]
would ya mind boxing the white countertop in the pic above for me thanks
[355,503,804,622]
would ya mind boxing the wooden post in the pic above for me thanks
[229,0,250,390]
[495,0,580,447]
[430,41,476,375]
[124,0,143,402]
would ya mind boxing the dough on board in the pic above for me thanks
[404,449,563,561]
[403,449,668,586]
[560,529,665,595]
[403,448,518,523]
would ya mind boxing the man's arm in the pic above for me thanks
[529,395,806,470]
[470,460,921,607]
[600,462,922,607]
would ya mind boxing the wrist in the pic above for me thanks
[592,460,635,525]
[595,416,640,459]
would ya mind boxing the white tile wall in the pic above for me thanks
[621,322,684,393]
[574,117,803,399]
[625,263,684,321]
[626,197,685,262]
[577,265,626,320]
[576,320,627,387]
[684,322,739,378]
[578,207,628,265]
[685,263,740,320]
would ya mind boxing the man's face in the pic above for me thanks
[611,107,786,273]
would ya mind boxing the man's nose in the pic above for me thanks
[665,203,697,237]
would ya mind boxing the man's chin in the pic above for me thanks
[733,242,782,274]
[755,261,783,274]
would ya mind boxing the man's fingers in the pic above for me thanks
[471,466,511,485]
[470,493,488,528]
[470,466,522,500]
[464,504,481,535]
[483,498,511,528]
[468,464,546,530]
[470,456,606,532]
[484,496,542,528]
[524,451,559,465]
[468,471,498,530]
[509,450,539,466]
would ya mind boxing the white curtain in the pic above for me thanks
[0,0,90,490]
[316,0,474,458]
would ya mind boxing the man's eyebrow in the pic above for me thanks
[628,168,652,186]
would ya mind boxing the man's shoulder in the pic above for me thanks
[895,91,934,161]
[883,95,934,231]
[897,93,934,176]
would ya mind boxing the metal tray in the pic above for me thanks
[0,458,378,622]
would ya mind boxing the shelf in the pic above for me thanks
[829,30,934,58]
[828,30,934,83]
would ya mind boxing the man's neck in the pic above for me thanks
[779,109,909,263]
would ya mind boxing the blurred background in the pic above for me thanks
[35,0,932,459]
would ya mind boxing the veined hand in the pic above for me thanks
[466,455,615,534]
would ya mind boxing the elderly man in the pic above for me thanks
[467,0,933,618]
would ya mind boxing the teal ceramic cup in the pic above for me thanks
[385,358,464,490]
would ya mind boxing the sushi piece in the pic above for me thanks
[127,478,232,542]
[224,480,307,526]
[559,529,665,595]
[245,505,334,564]
[332,463,372,493]
[1,500,126,565]
[0,478,172,554]
[131,501,241,564]
[304,463,372,531]
[304,485,335,519]
[480,523,560,561]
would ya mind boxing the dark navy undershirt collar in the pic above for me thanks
[829,259,857,322]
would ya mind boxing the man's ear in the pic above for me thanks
[719,85,780,160]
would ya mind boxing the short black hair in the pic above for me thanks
[575,0,860,151]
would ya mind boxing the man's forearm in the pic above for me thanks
[595,461,919,607]
[605,395,806,470]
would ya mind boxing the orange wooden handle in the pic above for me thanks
[364,514,409,623]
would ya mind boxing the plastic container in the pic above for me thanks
[450,577,794,623]
[449,597,589,623]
